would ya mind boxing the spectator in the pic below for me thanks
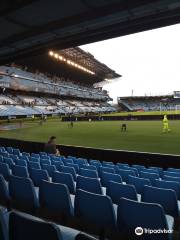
[44,136,60,155]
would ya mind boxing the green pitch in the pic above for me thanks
[0,119,180,155]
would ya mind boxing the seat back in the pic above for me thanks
[9,211,62,240]
[154,179,180,200]
[39,180,73,223]
[106,181,138,204]
[128,175,151,194]
[42,164,56,177]
[0,208,8,240]
[79,168,98,179]
[0,175,10,207]
[140,171,159,183]
[142,185,179,218]
[30,168,49,187]
[116,169,135,182]
[52,171,75,194]
[9,175,39,213]
[0,163,11,181]
[117,198,170,240]
[76,175,102,194]
[12,165,29,178]
[101,172,122,187]
[60,166,76,181]
[75,189,116,236]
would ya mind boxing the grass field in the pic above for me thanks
[102,110,180,116]
[0,119,180,155]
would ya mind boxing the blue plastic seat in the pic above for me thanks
[28,161,41,170]
[15,159,27,167]
[6,147,13,154]
[101,172,122,187]
[167,168,180,173]
[31,153,40,159]
[75,189,116,238]
[12,165,29,178]
[140,171,160,184]
[99,166,115,176]
[0,156,3,163]
[116,169,135,182]
[42,164,56,177]
[19,156,28,161]
[154,179,180,200]
[76,175,102,195]
[22,152,30,157]
[9,175,39,214]
[51,161,64,171]
[13,149,21,156]
[142,185,179,218]
[122,166,139,176]
[80,165,97,171]
[9,211,62,240]
[0,175,10,208]
[163,171,180,178]
[128,175,151,194]
[59,166,77,181]
[3,157,14,168]
[163,175,180,184]
[106,181,138,204]
[0,163,11,181]
[0,207,8,240]
[39,180,73,224]
[79,168,98,179]
[30,168,50,187]
[66,163,79,174]
[29,157,40,163]
[52,171,75,194]
[117,197,172,240]
[40,159,51,165]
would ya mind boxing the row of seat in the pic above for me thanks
[0,173,175,240]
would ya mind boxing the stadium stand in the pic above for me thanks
[118,95,180,112]
[0,146,179,239]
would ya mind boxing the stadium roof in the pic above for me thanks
[0,0,180,64]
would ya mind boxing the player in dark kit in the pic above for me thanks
[121,123,127,132]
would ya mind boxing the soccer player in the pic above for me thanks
[162,115,170,133]
[121,123,127,132]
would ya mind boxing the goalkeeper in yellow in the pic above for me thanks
[162,115,170,133]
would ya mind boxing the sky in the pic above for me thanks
[81,24,180,102]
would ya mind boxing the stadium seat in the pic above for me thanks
[0,207,8,240]
[29,157,40,163]
[6,147,13,154]
[163,171,180,178]
[127,175,151,194]
[122,166,139,176]
[106,181,138,204]
[13,149,21,156]
[3,157,14,168]
[117,197,173,240]
[101,172,122,187]
[31,153,40,159]
[15,159,27,167]
[9,211,62,240]
[12,165,29,178]
[30,168,50,187]
[66,163,79,174]
[22,152,30,157]
[9,175,39,214]
[79,168,98,179]
[116,169,135,182]
[99,166,115,176]
[40,159,51,165]
[52,171,75,194]
[0,163,11,181]
[0,156,3,163]
[19,156,29,161]
[80,165,97,171]
[163,175,180,184]
[28,161,41,170]
[51,161,64,170]
[142,185,179,218]
[0,175,10,208]
[76,175,102,195]
[154,179,180,200]
[39,180,73,224]
[139,171,160,184]
[41,164,56,177]
[74,189,116,238]
[167,168,180,173]
[59,166,77,181]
